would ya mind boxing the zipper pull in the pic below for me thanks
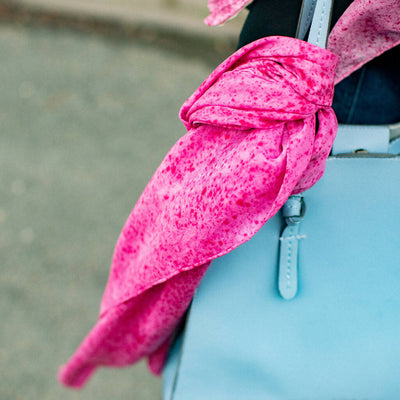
[278,196,306,300]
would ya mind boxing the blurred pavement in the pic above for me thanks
[3,0,246,53]
[0,9,237,398]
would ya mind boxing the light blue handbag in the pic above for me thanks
[163,1,400,398]
[163,123,400,399]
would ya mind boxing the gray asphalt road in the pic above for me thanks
[0,21,212,400]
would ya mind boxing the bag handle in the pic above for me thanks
[279,0,333,301]
[296,0,317,41]
[296,0,333,48]
[296,1,395,154]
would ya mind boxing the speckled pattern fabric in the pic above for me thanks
[206,0,400,83]
[204,0,253,25]
[59,36,338,388]
[59,1,400,389]
[327,0,400,83]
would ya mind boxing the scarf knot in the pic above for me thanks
[181,37,337,130]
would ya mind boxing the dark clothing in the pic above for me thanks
[238,0,400,124]
[333,48,400,124]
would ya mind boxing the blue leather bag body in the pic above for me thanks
[162,1,400,397]
[162,124,400,400]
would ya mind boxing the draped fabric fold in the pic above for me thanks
[327,0,400,84]
[59,36,338,388]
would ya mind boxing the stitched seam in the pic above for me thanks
[300,0,317,39]
[285,234,293,289]
[316,0,327,47]
[304,0,317,35]
[280,235,307,241]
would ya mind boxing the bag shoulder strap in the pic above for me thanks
[308,0,334,47]
[297,0,397,155]
[296,0,334,48]
[296,0,317,41]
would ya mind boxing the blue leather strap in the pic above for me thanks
[332,125,390,155]
[296,0,318,40]
[296,0,333,49]
[307,0,333,48]
[278,196,306,300]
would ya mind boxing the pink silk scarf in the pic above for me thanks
[59,0,400,389]
[328,0,400,83]
[204,0,253,26]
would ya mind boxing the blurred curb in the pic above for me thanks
[0,0,244,58]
